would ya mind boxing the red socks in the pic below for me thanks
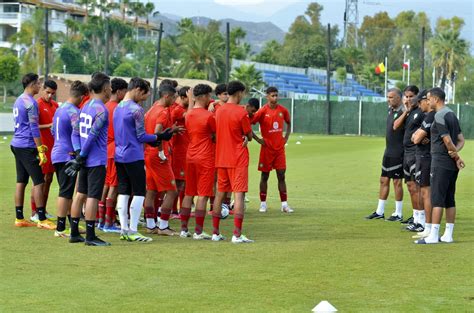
[233,213,244,237]
[105,198,116,226]
[144,206,156,219]
[160,207,171,221]
[212,213,221,235]
[31,196,37,215]
[179,207,191,231]
[195,210,206,234]
[260,192,267,202]
[279,191,287,202]
[98,201,105,224]
[209,196,215,210]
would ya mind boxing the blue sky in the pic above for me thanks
[152,0,473,51]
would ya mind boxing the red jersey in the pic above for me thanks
[215,103,252,168]
[186,107,216,168]
[37,97,58,149]
[105,100,119,159]
[79,94,90,109]
[252,104,290,151]
[171,104,190,157]
[145,103,172,157]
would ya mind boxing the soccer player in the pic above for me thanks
[66,72,112,246]
[179,84,215,239]
[415,88,465,244]
[212,80,254,243]
[11,73,56,230]
[51,81,89,237]
[171,86,191,212]
[144,84,184,235]
[246,98,260,118]
[114,77,169,242]
[99,78,128,232]
[29,79,59,222]
[252,87,292,213]
[366,88,405,220]
[393,86,425,228]
[208,83,228,113]
[411,89,435,239]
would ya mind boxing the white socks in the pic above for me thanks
[117,194,130,233]
[129,196,145,233]
[425,224,440,243]
[418,211,426,227]
[159,218,169,229]
[146,217,156,229]
[281,201,288,208]
[441,223,454,242]
[376,199,386,215]
[395,201,403,217]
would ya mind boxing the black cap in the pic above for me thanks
[417,89,428,102]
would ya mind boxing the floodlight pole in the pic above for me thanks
[326,23,331,135]
[152,23,163,104]
[104,15,109,75]
[226,22,230,83]
[44,8,49,79]
[420,26,425,89]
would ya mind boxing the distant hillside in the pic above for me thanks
[150,14,285,54]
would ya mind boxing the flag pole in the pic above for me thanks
[384,56,388,98]
[407,59,410,85]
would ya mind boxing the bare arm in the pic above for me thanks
[39,123,53,129]
[456,133,465,152]
[284,121,291,143]
[412,128,427,144]
[393,110,408,130]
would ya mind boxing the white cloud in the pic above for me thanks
[215,0,265,5]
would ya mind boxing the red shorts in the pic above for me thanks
[145,152,177,192]
[41,150,55,174]
[172,155,186,181]
[258,147,286,172]
[217,167,248,193]
[185,162,215,197]
[105,158,118,187]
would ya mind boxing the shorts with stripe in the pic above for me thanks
[381,155,403,179]
[403,153,417,182]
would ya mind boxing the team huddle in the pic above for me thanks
[366,86,466,244]
[10,73,293,246]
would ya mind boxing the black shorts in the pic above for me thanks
[415,155,431,187]
[54,162,77,199]
[403,153,417,182]
[77,165,106,200]
[10,146,44,186]
[116,160,146,197]
[381,155,403,179]
[430,167,458,208]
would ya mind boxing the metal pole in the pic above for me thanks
[456,102,460,119]
[453,81,456,105]
[326,23,331,135]
[384,56,388,98]
[152,23,163,104]
[226,22,230,83]
[104,16,109,75]
[358,99,362,136]
[420,27,425,89]
[291,97,294,133]
[407,59,410,85]
[402,47,406,82]
[432,67,436,87]
[44,8,49,79]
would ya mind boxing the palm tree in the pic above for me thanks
[76,0,95,23]
[430,30,469,88]
[174,30,225,81]
[230,64,264,92]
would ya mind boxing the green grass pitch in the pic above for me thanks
[0,134,473,312]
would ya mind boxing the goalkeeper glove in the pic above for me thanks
[37,145,48,166]
[156,127,174,141]
[64,151,85,177]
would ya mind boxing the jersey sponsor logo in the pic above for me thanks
[273,121,279,130]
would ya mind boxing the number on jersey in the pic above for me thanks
[79,113,93,138]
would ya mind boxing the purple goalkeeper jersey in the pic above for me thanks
[51,102,80,164]
[114,99,157,163]
[11,93,40,148]
[72,98,108,167]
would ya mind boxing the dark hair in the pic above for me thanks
[22,73,39,89]
[43,80,57,90]
[159,84,176,98]
[266,86,278,94]
[88,72,110,93]
[179,86,191,98]
[70,80,89,98]
[403,85,419,95]
[128,77,149,93]
[193,84,212,97]
[227,81,246,96]
[160,79,178,88]
[247,98,260,110]
[417,89,428,102]
[111,78,128,94]
[215,83,227,96]
[429,87,445,101]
